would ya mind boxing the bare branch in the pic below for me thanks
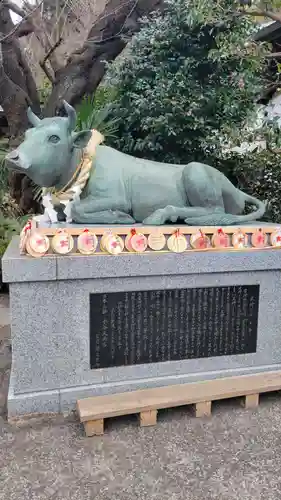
[0,22,26,41]
[86,0,135,44]
[39,36,63,83]
[0,40,3,66]
[15,20,34,37]
[258,10,281,23]
[86,0,139,46]
[3,0,26,18]
[266,51,281,58]
[239,8,281,23]
[44,0,164,115]
[39,60,54,83]
[267,146,281,154]
[0,0,43,42]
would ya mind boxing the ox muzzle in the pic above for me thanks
[5,150,31,173]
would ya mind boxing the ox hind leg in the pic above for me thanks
[182,162,225,225]
[142,163,225,225]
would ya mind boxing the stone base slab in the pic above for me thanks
[4,227,281,418]
[8,363,281,417]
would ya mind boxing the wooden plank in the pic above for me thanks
[36,223,280,237]
[34,247,281,260]
[139,410,157,427]
[195,401,211,418]
[77,370,281,422]
[243,393,259,409]
[84,419,104,436]
[32,246,281,260]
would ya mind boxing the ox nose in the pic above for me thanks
[5,150,30,171]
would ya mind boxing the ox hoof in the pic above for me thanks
[170,215,178,223]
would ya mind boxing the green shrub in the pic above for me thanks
[38,78,52,108]
[109,0,268,164]
[0,215,22,257]
[217,149,281,223]
[0,191,27,258]
[235,150,281,222]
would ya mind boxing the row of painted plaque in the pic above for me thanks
[20,225,281,258]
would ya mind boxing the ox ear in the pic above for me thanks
[72,130,92,149]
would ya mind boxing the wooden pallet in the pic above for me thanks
[77,370,281,436]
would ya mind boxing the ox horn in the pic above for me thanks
[27,107,41,127]
[63,100,77,131]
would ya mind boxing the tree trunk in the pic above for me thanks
[45,0,164,115]
[0,5,40,136]
[0,4,40,212]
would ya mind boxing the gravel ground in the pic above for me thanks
[1,294,281,500]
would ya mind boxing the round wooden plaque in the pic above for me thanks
[167,233,187,253]
[190,231,210,250]
[251,228,266,248]
[105,234,124,255]
[26,232,50,257]
[130,233,148,253]
[77,230,98,255]
[52,230,74,255]
[148,231,166,251]
[211,229,230,249]
[100,232,111,252]
[271,229,281,248]
[125,229,137,252]
[232,230,248,249]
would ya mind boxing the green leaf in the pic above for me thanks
[76,87,120,140]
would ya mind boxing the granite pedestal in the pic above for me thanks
[3,228,281,417]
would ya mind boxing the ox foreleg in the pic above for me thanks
[71,196,135,224]
[72,209,135,224]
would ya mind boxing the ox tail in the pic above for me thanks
[184,194,266,226]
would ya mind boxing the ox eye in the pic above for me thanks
[49,135,60,144]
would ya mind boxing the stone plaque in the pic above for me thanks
[90,285,259,369]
